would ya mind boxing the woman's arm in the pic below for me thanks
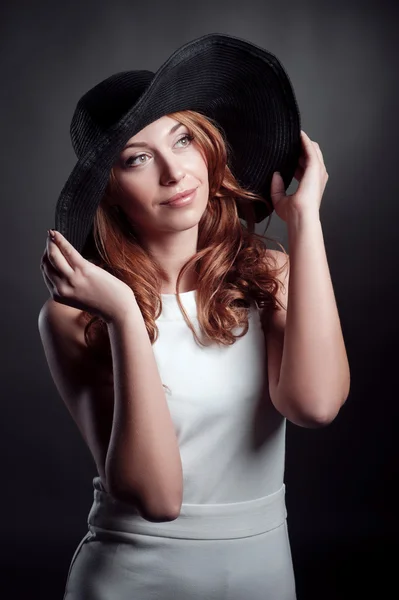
[106,299,183,521]
[273,211,350,426]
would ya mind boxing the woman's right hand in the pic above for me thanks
[40,230,136,324]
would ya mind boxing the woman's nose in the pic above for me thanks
[160,155,186,184]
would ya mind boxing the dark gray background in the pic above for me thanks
[2,0,398,598]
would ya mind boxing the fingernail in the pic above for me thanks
[47,229,56,241]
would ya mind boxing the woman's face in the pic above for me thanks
[111,115,209,239]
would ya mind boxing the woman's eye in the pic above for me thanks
[124,134,194,167]
[177,133,193,147]
[125,154,148,167]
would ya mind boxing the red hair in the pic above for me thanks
[79,110,288,389]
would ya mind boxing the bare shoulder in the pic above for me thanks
[38,298,112,387]
[38,299,88,363]
[39,297,84,332]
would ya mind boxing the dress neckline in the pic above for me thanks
[157,289,197,321]
[160,289,197,297]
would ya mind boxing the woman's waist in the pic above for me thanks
[87,479,287,540]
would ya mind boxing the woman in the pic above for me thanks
[38,33,349,600]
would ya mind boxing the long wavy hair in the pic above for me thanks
[79,109,288,391]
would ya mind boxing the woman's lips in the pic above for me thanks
[161,188,197,207]
[162,187,197,204]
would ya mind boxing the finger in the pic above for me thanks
[46,240,73,275]
[40,249,47,268]
[301,130,314,144]
[300,130,317,154]
[300,130,319,158]
[41,257,60,293]
[42,255,64,287]
[51,231,84,269]
[302,130,324,167]
[308,139,328,176]
[299,131,315,166]
[46,232,75,276]
[313,142,325,166]
[41,267,55,294]
[270,171,286,203]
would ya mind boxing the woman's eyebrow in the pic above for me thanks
[123,123,184,150]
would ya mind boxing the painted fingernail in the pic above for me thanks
[47,229,56,241]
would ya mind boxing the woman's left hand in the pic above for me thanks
[270,130,329,222]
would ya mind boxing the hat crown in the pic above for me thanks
[70,70,154,158]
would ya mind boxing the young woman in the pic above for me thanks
[38,33,349,600]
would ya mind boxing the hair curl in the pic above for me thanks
[78,110,288,393]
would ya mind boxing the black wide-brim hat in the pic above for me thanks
[55,32,301,255]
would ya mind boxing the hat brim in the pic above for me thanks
[55,32,301,254]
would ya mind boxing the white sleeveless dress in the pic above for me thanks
[63,289,297,599]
